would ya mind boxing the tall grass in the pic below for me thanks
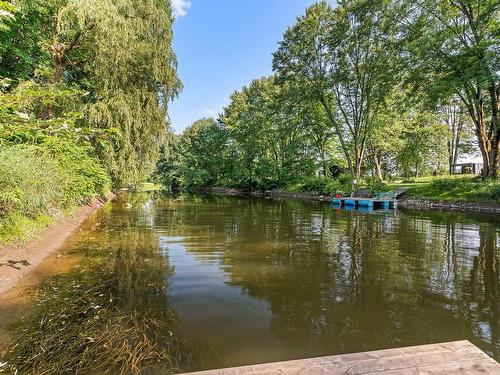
[0,142,111,244]
[0,146,64,218]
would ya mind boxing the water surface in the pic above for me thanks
[1,193,499,372]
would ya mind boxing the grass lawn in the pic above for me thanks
[387,175,499,204]
[386,174,477,189]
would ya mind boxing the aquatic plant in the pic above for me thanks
[0,230,184,374]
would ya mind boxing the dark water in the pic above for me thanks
[2,193,499,372]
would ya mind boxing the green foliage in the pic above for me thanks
[0,0,56,79]
[0,0,180,242]
[177,118,228,189]
[290,173,354,196]
[273,0,404,177]
[0,145,63,218]
[43,138,111,205]
[1,0,181,190]
[0,141,110,244]
[219,77,326,189]
[397,112,449,178]
[407,0,500,177]
[153,134,182,190]
[154,0,496,196]
[64,0,182,186]
[364,177,389,194]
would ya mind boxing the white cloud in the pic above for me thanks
[171,0,191,17]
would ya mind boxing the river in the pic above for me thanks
[0,192,498,373]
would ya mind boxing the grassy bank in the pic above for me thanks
[0,141,111,245]
[392,176,500,204]
[270,174,499,206]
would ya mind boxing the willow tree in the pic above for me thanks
[49,0,181,186]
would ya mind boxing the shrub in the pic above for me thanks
[43,138,111,206]
[295,173,354,196]
[298,176,335,195]
[364,177,388,194]
[337,173,354,191]
[490,184,500,202]
[430,178,468,191]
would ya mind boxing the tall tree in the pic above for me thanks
[397,112,448,178]
[409,0,499,177]
[24,0,182,186]
[177,118,228,189]
[221,77,319,188]
[440,98,475,174]
[273,0,401,179]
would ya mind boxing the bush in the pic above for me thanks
[490,184,500,202]
[430,178,468,191]
[364,177,388,194]
[337,173,354,191]
[43,138,111,205]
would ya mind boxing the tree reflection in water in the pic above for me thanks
[1,193,498,373]
[152,195,499,368]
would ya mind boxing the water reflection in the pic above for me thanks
[1,194,183,374]
[150,195,499,370]
[1,193,498,373]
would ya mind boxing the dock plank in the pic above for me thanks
[180,341,499,375]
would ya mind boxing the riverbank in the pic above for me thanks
[0,192,115,295]
[205,187,500,213]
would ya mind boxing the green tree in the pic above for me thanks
[221,77,320,188]
[0,0,56,80]
[273,0,402,179]
[154,133,182,191]
[177,118,228,189]
[221,78,284,188]
[408,0,499,177]
[397,112,449,178]
[53,0,181,186]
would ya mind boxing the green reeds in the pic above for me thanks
[1,257,183,374]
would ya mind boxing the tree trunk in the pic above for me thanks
[447,102,462,175]
[318,96,355,176]
[354,145,364,180]
[462,85,499,179]
[373,153,383,182]
[486,83,499,178]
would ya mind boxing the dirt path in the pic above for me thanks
[0,193,114,295]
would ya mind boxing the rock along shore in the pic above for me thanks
[205,187,500,214]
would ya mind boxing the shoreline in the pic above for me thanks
[0,192,115,296]
[204,187,500,213]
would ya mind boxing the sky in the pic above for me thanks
[168,0,324,133]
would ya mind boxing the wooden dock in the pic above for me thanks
[181,341,500,374]
[332,197,397,209]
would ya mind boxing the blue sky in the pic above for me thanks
[168,0,324,133]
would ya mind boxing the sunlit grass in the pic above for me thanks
[0,213,55,246]
[399,176,500,203]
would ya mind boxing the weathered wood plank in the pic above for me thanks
[180,341,500,375]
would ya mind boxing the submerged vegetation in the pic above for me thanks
[1,195,185,374]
